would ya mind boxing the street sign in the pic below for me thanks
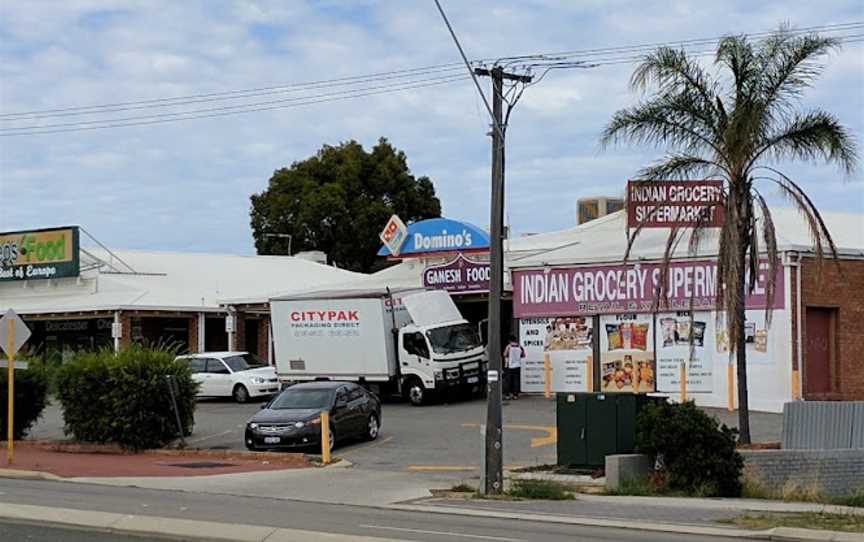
[1,309,31,466]
[0,360,28,370]
[379,215,408,257]
[0,309,31,356]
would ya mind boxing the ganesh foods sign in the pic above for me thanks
[422,254,489,294]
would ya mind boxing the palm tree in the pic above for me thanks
[601,28,857,443]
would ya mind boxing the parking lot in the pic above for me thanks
[29,395,782,475]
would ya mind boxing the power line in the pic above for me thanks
[0,73,470,133]
[0,75,470,136]
[1,22,860,136]
[2,20,859,122]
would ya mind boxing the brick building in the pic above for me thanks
[508,208,863,411]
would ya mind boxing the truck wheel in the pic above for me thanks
[233,384,250,403]
[404,379,426,406]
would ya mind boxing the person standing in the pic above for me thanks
[503,336,524,400]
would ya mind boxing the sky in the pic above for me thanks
[1,1,862,255]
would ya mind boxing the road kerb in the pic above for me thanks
[386,503,772,540]
[0,502,407,542]
[0,468,62,481]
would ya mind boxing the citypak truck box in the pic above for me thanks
[270,288,485,405]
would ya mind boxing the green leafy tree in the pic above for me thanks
[250,138,441,272]
[601,28,857,443]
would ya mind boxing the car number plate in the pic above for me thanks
[467,376,479,384]
[264,437,281,444]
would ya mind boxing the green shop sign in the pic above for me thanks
[0,226,80,281]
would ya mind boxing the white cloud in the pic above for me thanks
[0,0,861,253]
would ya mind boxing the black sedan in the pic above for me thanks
[244,381,381,452]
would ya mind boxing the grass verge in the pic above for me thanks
[720,512,864,533]
[507,479,575,500]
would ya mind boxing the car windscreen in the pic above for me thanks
[269,389,334,410]
[426,323,482,355]
[223,354,266,372]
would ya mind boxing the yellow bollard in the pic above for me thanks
[727,363,735,412]
[791,369,800,401]
[320,411,330,465]
[679,361,687,402]
[543,353,551,399]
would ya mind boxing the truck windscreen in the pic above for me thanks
[426,323,481,355]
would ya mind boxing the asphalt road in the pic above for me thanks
[0,479,751,542]
[0,521,169,542]
[29,395,782,474]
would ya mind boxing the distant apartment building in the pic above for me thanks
[577,196,625,224]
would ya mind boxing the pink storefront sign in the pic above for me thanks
[513,259,783,318]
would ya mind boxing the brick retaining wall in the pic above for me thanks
[741,448,864,498]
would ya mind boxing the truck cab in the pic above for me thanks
[397,293,486,405]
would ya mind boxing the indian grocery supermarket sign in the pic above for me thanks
[627,180,725,228]
[422,253,490,294]
[0,227,80,281]
[377,218,490,258]
[513,259,783,317]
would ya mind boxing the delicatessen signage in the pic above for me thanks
[422,254,489,294]
[519,317,592,394]
[627,180,725,228]
[514,259,783,318]
[0,227,80,281]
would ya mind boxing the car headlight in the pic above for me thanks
[293,421,305,429]
[251,377,266,385]
[249,423,258,429]
[306,417,321,426]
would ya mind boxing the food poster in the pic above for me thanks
[519,318,551,393]
[656,311,714,393]
[518,317,593,393]
[599,313,655,393]
[714,310,773,363]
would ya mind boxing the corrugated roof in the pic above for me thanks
[0,249,361,315]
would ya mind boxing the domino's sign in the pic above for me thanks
[378,218,490,257]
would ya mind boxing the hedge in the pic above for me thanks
[0,357,49,439]
[55,345,198,451]
[636,400,744,497]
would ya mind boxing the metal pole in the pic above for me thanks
[7,319,15,465]
[165,376,186,448]
[483,66,505,495]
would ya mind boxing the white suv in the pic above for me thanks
[178,352,279,403]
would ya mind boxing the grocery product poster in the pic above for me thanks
[656,311,714,393]
[714,310,773,363]
[518,316,592,393]
[599,313,655,393]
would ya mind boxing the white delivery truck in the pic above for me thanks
[270,288,486,405]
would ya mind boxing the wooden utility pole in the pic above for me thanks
[475,66,531,495]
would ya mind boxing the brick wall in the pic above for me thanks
[234,312,245,353]
[741,449,864,498]
[120,313,132,347]
[188,314,199,353]
[799,257,864,401]
[257,316,270,362]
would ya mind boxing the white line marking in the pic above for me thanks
[359,524,525,541]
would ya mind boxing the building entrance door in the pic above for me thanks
[804,307,834,397]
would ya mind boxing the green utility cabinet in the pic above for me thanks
[556,393,662,468]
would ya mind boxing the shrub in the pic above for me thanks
[636,401,743,497]
[0,356,49,439]
[55,345,198,451]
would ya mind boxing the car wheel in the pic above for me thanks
[404,378,426,406]
[365,413,380,441]
[233,384,250,403]
[320,425,335,454]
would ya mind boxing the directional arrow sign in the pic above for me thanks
[0,309,31,356]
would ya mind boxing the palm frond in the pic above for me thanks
[752,168,839,274]
[715,35,760,105]
[600,99,726,160]
[750,110,858,175]
[759,31,841,119]
[636,153,724,181]
[752,188,778,325]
